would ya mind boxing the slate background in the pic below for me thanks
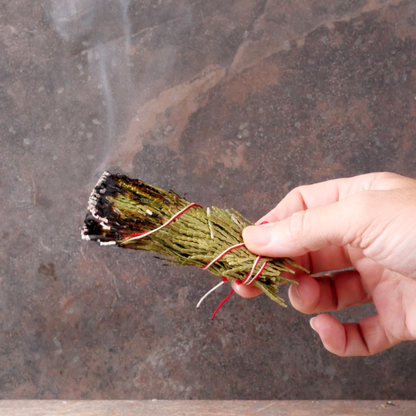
[1,0,416,399]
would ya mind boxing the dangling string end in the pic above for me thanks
[211,289,235,320]
[196,280,226,308]
[200,246,268,319]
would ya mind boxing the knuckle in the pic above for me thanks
[347,191,383,248]
[353,191,376,213]
[285,186,310,209]
[287,210,307,241]
[375,171,414,188]
[377,171,399,181]
[349,191,381,219]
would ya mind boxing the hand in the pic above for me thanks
[235,172,416,356]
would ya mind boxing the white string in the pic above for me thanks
[207,207,214,239]
[245,260,267,285]
[196,280,226,308]
[201,243,245,270]
[122,203,199,243]
[243,256,261,285]
[197,253,264,308]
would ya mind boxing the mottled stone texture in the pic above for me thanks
[1,0,416,400]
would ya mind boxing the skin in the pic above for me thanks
[233,172,416,356]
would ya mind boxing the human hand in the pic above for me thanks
[235,172,416,356]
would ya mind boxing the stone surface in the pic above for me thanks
[1,0,416,399]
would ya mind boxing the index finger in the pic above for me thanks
[257,172,408,224]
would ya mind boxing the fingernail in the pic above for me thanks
[310,317,317,332]
[242,225,272,247]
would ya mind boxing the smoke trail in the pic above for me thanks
[48,0,96,42]
[47,0,133,169]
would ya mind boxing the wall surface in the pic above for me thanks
[1,0,416,399]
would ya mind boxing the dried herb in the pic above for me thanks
[82,172,306,307]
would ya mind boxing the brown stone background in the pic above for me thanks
[1,0,416,399]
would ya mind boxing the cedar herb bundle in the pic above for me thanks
[82,172,306,306]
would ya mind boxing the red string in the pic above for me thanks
[211,289,235,320]
[211,260,268,319]
[207,220,270,319]
[119,201,269,320]
[123,232,147,238]
[248,261,268,285]
[203,247,267,319]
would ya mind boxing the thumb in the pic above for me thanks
[243,193,373,257]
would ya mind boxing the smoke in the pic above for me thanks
[47,0,133,170]
[48,0,97,42]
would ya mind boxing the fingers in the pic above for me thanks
[233,268,370,310]
[288,271,371,314]
[248,172,416,269]
[310,314,400,356]
[302,246,352,275]
[233,271,398,356]
[243,201,350,258]
[243,190,386,258]
[231,281,263,298]
[257,172,411,224]
[257,178,352,224]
